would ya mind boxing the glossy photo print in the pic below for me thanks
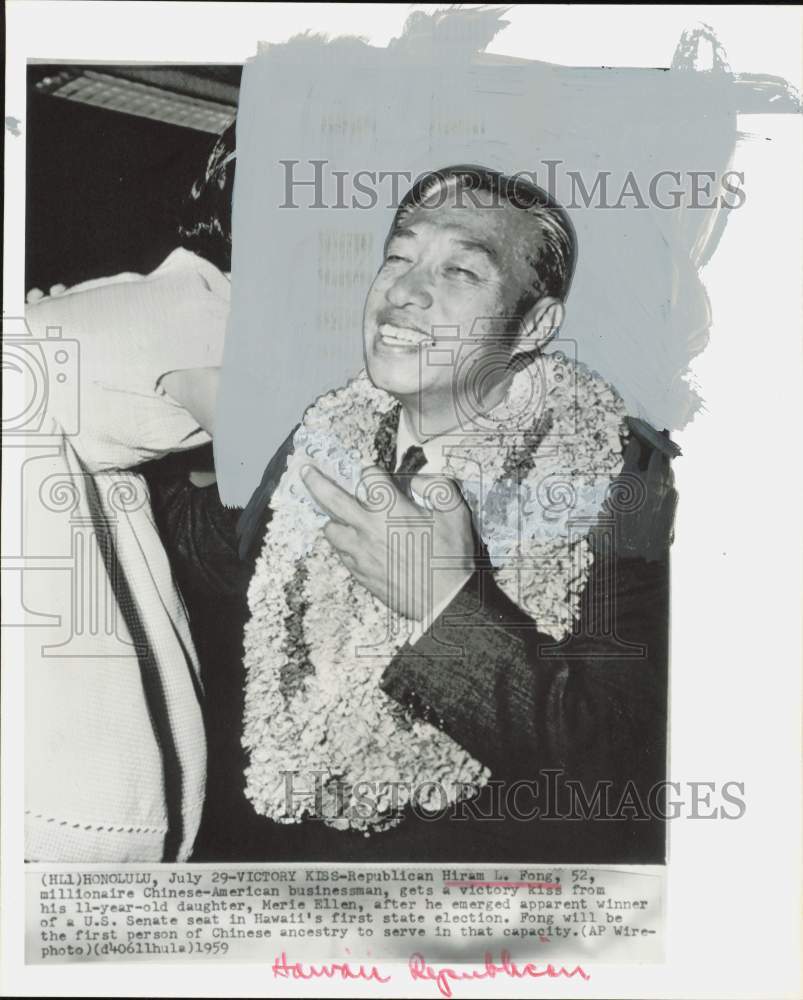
[3,4,801,998]
[18,8,797,866]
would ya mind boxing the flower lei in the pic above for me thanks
[243,352,629,833]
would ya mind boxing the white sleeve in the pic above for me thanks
[407,573,472,645]
[24,250,229,472]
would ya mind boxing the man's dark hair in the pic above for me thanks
[177,119,236,272]
[392,164,576,313]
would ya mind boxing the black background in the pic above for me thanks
[25,65,239,292]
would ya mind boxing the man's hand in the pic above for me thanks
[302,464,476,622]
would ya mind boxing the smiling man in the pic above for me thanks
[284,173,569,627]
[225,165,675,863]
[363,174,567,431]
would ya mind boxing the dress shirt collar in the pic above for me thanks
[394,408,454,476]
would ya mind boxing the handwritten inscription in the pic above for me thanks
[409,951,590,997]
[268,950,590,996]
[272,950,391,985]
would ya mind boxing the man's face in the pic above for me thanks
[363,191,545,414]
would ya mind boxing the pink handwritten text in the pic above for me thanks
[409,950,591,998]
[271,950,391,985]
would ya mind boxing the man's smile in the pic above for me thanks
[376,322,435,349]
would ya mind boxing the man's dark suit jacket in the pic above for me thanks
[145,410,673,864]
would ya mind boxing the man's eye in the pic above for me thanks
[446,266,479,281]
[385,254,411,264]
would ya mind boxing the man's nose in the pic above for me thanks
[385,266,433,310]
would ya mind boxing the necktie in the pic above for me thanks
[394,444,427,502]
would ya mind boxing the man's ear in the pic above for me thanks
[517,297,565,353]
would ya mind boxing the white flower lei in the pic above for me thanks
[243,352,629,833]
